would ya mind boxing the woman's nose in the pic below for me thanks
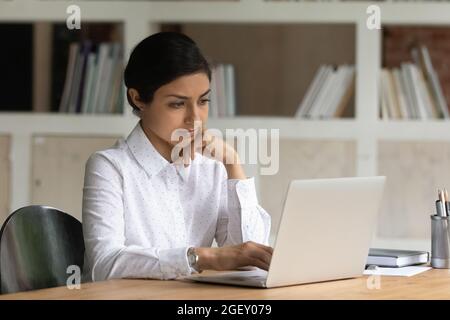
[185,104,202,123]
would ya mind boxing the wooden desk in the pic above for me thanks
[1,269,450,300]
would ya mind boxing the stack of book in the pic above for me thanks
[367,248,429,268]
[380,45,449,120]
[59,41,124,114]
[295,64,355,119]
[209,64,236,118]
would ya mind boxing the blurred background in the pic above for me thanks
[1,0,450,251]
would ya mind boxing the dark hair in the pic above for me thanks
[124,32,211,116]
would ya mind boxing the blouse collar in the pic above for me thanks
[126,121,198,182]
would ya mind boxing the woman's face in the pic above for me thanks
[137,72,210,147]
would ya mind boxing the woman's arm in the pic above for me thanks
[193,172,273,271]
[224,162,246,180]
[195,241,273,271]
[82,153,192,281]
[194,135,272,271]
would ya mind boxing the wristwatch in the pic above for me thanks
[187,247,201,273]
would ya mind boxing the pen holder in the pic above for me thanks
[431,215,450,269]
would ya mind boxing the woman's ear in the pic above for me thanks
[128,88,146,112]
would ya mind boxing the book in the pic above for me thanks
[90,43,110,114]
[420,46,449,119]
[380,45,449,120]
[392,68,409,119]
[75,41,93,113]
[224,64,236,117]
[367,248,429,268]
[80,51,97,114]
[309,66,336,118]
[209,67,219,118]
[321,65,347,118]
[379,71,390,120]
[209,63,236,118]
[381,69,395,119]
[307,66,333,118]
[295,65,328,118]
[216,64,226,118]
[403,63,421,119]
[58,42,79,113]
[296,64,354,119]
[333,66,355,118]
[387,69,402,119]
[407,63,429,120]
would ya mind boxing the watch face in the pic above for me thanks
[189,253,195,266]
[188,248,196,267]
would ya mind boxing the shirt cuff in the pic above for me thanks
[227,177,258,209]
[158,247,192,279]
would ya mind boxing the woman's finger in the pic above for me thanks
[246,247,272,267]
[249,257,270,271]
[252,242,274,255]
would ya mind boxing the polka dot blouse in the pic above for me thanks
[82,121,271,281]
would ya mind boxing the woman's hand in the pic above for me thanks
[200,131,239,165]
[195,241,273,271]
[200,131,247,180]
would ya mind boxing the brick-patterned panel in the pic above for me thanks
[383,26,450,111]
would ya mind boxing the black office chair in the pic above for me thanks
[0,205,85,294]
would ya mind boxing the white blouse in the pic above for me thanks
[82,121,271,281]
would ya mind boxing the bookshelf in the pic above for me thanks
[166,22,355,117]
[0,22,124,113]
[380,26,450,120]
[1,0,450,251]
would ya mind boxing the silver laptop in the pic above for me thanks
[186,176,386,288]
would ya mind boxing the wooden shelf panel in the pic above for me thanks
[176,23,355,117]
[2,1,450,24]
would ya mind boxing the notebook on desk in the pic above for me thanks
[186,176,386,288]
[367,248,429,268]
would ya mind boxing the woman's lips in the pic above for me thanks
[188,128,202,135]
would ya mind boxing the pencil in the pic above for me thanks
[445,188,450,216]
[438,189,447,217]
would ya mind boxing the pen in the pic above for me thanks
[445,188,450,216]
[436,199,445,217]
[438,189,447,217]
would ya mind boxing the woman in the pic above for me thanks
[82,32,272,281]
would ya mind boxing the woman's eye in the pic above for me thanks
[169,102,185,108]
[199,99,210,106]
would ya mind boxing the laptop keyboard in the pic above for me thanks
[227,274,266,281]
[207,269,268,281]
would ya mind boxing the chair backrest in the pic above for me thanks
[0,205,85,294]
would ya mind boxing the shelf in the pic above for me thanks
[0,113,358,139]
[173,22,355,117]
[0,113,135,135]
[1,0,449,244]
[0,1,362,23]
[0,21,124,114]
[0,135,10,223]
[4,114,450,141]
[380,25,450,122]
[376,120,450,141]
[1,1,450,25]
[209,117,358,139]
